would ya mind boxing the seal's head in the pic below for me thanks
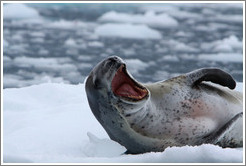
[86,56,149,107]
[85,56,150,150]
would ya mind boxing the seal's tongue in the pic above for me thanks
[112,65,148,100]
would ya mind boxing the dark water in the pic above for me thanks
[3,3,243,88]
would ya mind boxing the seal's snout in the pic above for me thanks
[102,56,124,70]
[107,56,124,65]
[108,56,119,62]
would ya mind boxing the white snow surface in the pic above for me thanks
[98,11,178,28]
[3,82,243,163]
[95,23,162,40]
[3,3,41,19]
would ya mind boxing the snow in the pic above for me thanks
[95,23,162,40]
[3,82,243,163]
[98,11,178,28]
[3,3,40,19]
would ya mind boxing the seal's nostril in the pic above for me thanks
[108,56,119,62]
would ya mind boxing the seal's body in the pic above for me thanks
[85,56,243,154]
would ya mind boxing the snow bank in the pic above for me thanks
[95,23,162,40]
[3,82,243,163]
[98,11,178,28]
[3,3,40,19]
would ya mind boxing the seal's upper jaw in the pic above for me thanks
[111,64,148,102]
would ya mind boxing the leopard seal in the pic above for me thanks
[85,56,243,154]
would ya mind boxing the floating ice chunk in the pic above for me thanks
[201,35,242,53]
[161,39,198,52]
[12,56,77,72]
[83,132,126,157]
[98,11,178,28]
[214,35,242,51]
[95,23,162,40]
[38,49,49,55]
[3,3,40,19]
[162,55,179,62]
[175,31,189,37]
[198,53,243,63]
[214,14,243,23]
[46,20,86,29]
[125,59,149,75]
[3,56,11,62]
[30,31,45,37]
[88,41,104,48]
[64,38,78,47]
[3,39,9,48]
[140,5,179,13]
[123,48,136,56]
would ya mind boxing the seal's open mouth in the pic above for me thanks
[111,64,148,101]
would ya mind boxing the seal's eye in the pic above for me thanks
[93,79,102,89]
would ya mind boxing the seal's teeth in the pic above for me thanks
[127,95,143,99]
[135,86,146,92]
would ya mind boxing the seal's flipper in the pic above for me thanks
[202,112,243,145]
[187,68,236,89]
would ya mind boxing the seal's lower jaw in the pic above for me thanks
[111,64,148,102]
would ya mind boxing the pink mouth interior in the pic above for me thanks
[111,65,148,100]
